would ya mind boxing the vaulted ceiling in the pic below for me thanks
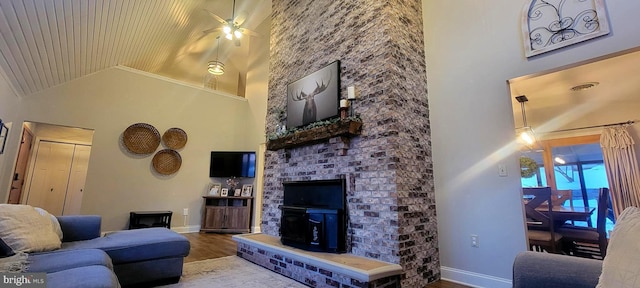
[0,0,270,96]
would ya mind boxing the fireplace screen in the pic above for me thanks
[280,179,346,253]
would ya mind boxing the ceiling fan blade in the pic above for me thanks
[239,28,259,37]
[204,9,229,25]
[233,11,248,26]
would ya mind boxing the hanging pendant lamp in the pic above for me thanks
[208,36,225,76]
[515,95,536,146]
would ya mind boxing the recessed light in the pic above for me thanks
[570,82,599,92]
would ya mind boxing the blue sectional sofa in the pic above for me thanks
[512,251,602,288]
[30,215,190,287]
[28,249,120,288]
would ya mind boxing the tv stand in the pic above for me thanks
[200,196,252,233]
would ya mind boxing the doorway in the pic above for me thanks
[7,126,33,204]
[14,122,94,216]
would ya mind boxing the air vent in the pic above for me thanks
[570,82,599,91]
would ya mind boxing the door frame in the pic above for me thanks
[7,125,34,203]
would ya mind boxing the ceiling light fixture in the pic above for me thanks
[223,0,242,41]
[554,156,566,164]
[570,82,599,92]
[207,36,224,76]
[515,95,536,146]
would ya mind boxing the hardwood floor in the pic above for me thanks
[182,232,237,263]
[182,232,469,287]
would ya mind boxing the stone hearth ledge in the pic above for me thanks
[232,233,403,282]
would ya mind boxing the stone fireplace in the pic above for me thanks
[251,0,439,287]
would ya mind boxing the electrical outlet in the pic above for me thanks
[183,208,189,216]
[498,164,508,177]
[471,234,479,248]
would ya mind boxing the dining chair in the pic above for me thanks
[557,187,609,259]
[551,189,573,208]
[523,187,563,254]
[552,189,575,225]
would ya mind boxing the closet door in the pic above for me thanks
[63,145,91,215]
[26,141,74,216]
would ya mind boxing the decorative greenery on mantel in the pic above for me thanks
[266,117,363,151]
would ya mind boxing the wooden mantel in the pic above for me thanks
[266,119,362,151]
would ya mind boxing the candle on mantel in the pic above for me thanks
[347,86,356,100]
[340,99,349,108]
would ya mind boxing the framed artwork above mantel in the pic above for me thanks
[522,0,610,57]
[286,61,340,129]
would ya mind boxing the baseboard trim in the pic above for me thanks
[440,266,512,288]
[171,225,200,233]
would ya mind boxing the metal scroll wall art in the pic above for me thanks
[522,0,610,57]
[122,123,187,175]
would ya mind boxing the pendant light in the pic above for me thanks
[515,95,536,146]
[208,36,225,76]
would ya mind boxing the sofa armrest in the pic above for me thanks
[513,251,602,288]
[56,215,102,242]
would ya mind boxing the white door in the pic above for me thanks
[62,145,91,215]
[26,141,74,216]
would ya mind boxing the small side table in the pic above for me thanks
[129,211,173,229]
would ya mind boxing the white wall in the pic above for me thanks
[0,73,21,202]
[423,1,640,286]
[14,66,262,231]
[244,15,271,232]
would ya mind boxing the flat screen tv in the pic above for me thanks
[209,151,256,178]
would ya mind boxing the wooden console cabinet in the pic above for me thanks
[200,196,252,233]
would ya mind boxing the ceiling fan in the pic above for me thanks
[203,0,258,46]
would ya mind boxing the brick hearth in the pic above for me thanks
[234,233,403,288]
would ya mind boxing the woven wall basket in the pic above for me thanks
[152,149,182,175]
[123,123,161,154]
[162,128,187,149]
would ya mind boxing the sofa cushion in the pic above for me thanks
[0,204,61,252]
[597,206,640,287]
[28,249,113,273]
[46,265,120,288]
[59,228,190,264]
[34,207,63,240]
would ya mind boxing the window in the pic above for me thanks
[522,135,614,232]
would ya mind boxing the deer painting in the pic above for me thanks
[289,72,332,126]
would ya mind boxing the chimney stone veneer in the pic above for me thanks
[262,1,439,286]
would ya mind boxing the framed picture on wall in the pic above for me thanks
[286,60,340,128]
[241,184,253,197]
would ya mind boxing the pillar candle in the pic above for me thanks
[340,99,349,108]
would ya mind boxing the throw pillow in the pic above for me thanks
[0,238,15,258]
[0,204,61,253]
[34,207,64,240]
[597,206,640,287]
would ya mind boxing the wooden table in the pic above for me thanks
[537,205,595,226]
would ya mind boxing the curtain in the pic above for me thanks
[600,125,640,218]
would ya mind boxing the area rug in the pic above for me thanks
[160,256,306,288]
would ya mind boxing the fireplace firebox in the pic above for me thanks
[280,179,346,253]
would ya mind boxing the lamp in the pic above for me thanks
[515,95,536,146]
[208,36,224,76]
